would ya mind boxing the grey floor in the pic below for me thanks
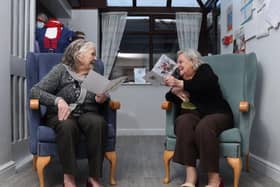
[1,136,280,187]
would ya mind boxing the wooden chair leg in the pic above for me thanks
[246,153,250,172]
[36,156,51,187]
[105,151,117,185]
[227,157,242,187]
[163,150,174,184]
[33,155,38,170]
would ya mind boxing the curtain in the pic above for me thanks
[176,12,202,50]
[101,12,127,78]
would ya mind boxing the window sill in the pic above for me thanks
[122,82,152,86]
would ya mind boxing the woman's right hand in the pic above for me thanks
[57,98,71,121]
[164,75,184,88]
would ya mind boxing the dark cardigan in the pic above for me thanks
[31,63,101,116]
[165,63,232,116]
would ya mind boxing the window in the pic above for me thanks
[136,0,166,7]
[106,0,201,7]
[107,0,132,7]
[111,16,179,83]
[171,0,199,7]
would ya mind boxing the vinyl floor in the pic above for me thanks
[1,136,280,187]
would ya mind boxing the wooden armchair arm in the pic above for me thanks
[109,100,121,110]
[30,99,121,110]
[30,99,39,110]
[239,101,249,112]
[161,101,172,110]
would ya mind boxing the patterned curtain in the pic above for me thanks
[176,12,202,50]
[101,12,127,78]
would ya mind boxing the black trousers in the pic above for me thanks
[45,112,106,178]
[173,110,233,172]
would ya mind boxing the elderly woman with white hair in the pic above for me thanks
[31,39,107,187]
[164,49,233,187]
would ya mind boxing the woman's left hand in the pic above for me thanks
[95,93,108,104]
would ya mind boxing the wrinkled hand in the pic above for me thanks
[172,87,190,101]
[95,93,108,104]
[164,75,183,88]
[57,98,71,121]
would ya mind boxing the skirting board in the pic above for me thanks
[117,128,165,136]
[16,154,33,170]
[0,161,16,180]
[250,153,280,183]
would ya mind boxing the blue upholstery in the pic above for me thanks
[163,53,257,187]
[26,52,117,157]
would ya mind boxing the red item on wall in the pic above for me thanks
[222,35,233,46]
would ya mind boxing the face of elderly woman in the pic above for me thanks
[177,53,195,79]
[78,47,96,72]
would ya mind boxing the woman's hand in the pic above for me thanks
[57,98,71,121]
[171,87,190,101]
[164,75,184,89]
[95,93,108,104]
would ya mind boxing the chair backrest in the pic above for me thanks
[202,53,257,155]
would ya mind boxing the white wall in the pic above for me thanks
[111,85,169,135]
[221,0,280,182]
[68,9,100,56]
[0,0,15,177]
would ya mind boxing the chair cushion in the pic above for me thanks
[37,125,56,142]
[219,128,241,143]
[219,142,241,157]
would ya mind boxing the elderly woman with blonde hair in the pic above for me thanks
[31,39,106,187]
[164,48,233,187]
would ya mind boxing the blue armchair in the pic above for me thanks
[26,52,120,187]
[161,53,257,187]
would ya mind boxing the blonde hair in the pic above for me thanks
[177,48,204,70]
[61,39,96,70]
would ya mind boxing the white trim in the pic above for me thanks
[117,128,165,136]
[0,161,16,179]
[16,154,33,170]
[250,153,280,183]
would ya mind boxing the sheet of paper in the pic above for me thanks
[81,70,110,94]
[240,0,254,25]
[243,18,257,41]
[143,71,164,86]
[256,10,270,38]
[144,54,177,86]
[253,0,266,12]
[265,0,280,28]
[103,76,127,93]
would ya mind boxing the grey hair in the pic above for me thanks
[177,48,204,70]
[37,13,48,23]
[61,39,96,70]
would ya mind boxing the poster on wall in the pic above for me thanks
[233,28,246,54]
[227,5,233,31]
[240,0,254,25]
